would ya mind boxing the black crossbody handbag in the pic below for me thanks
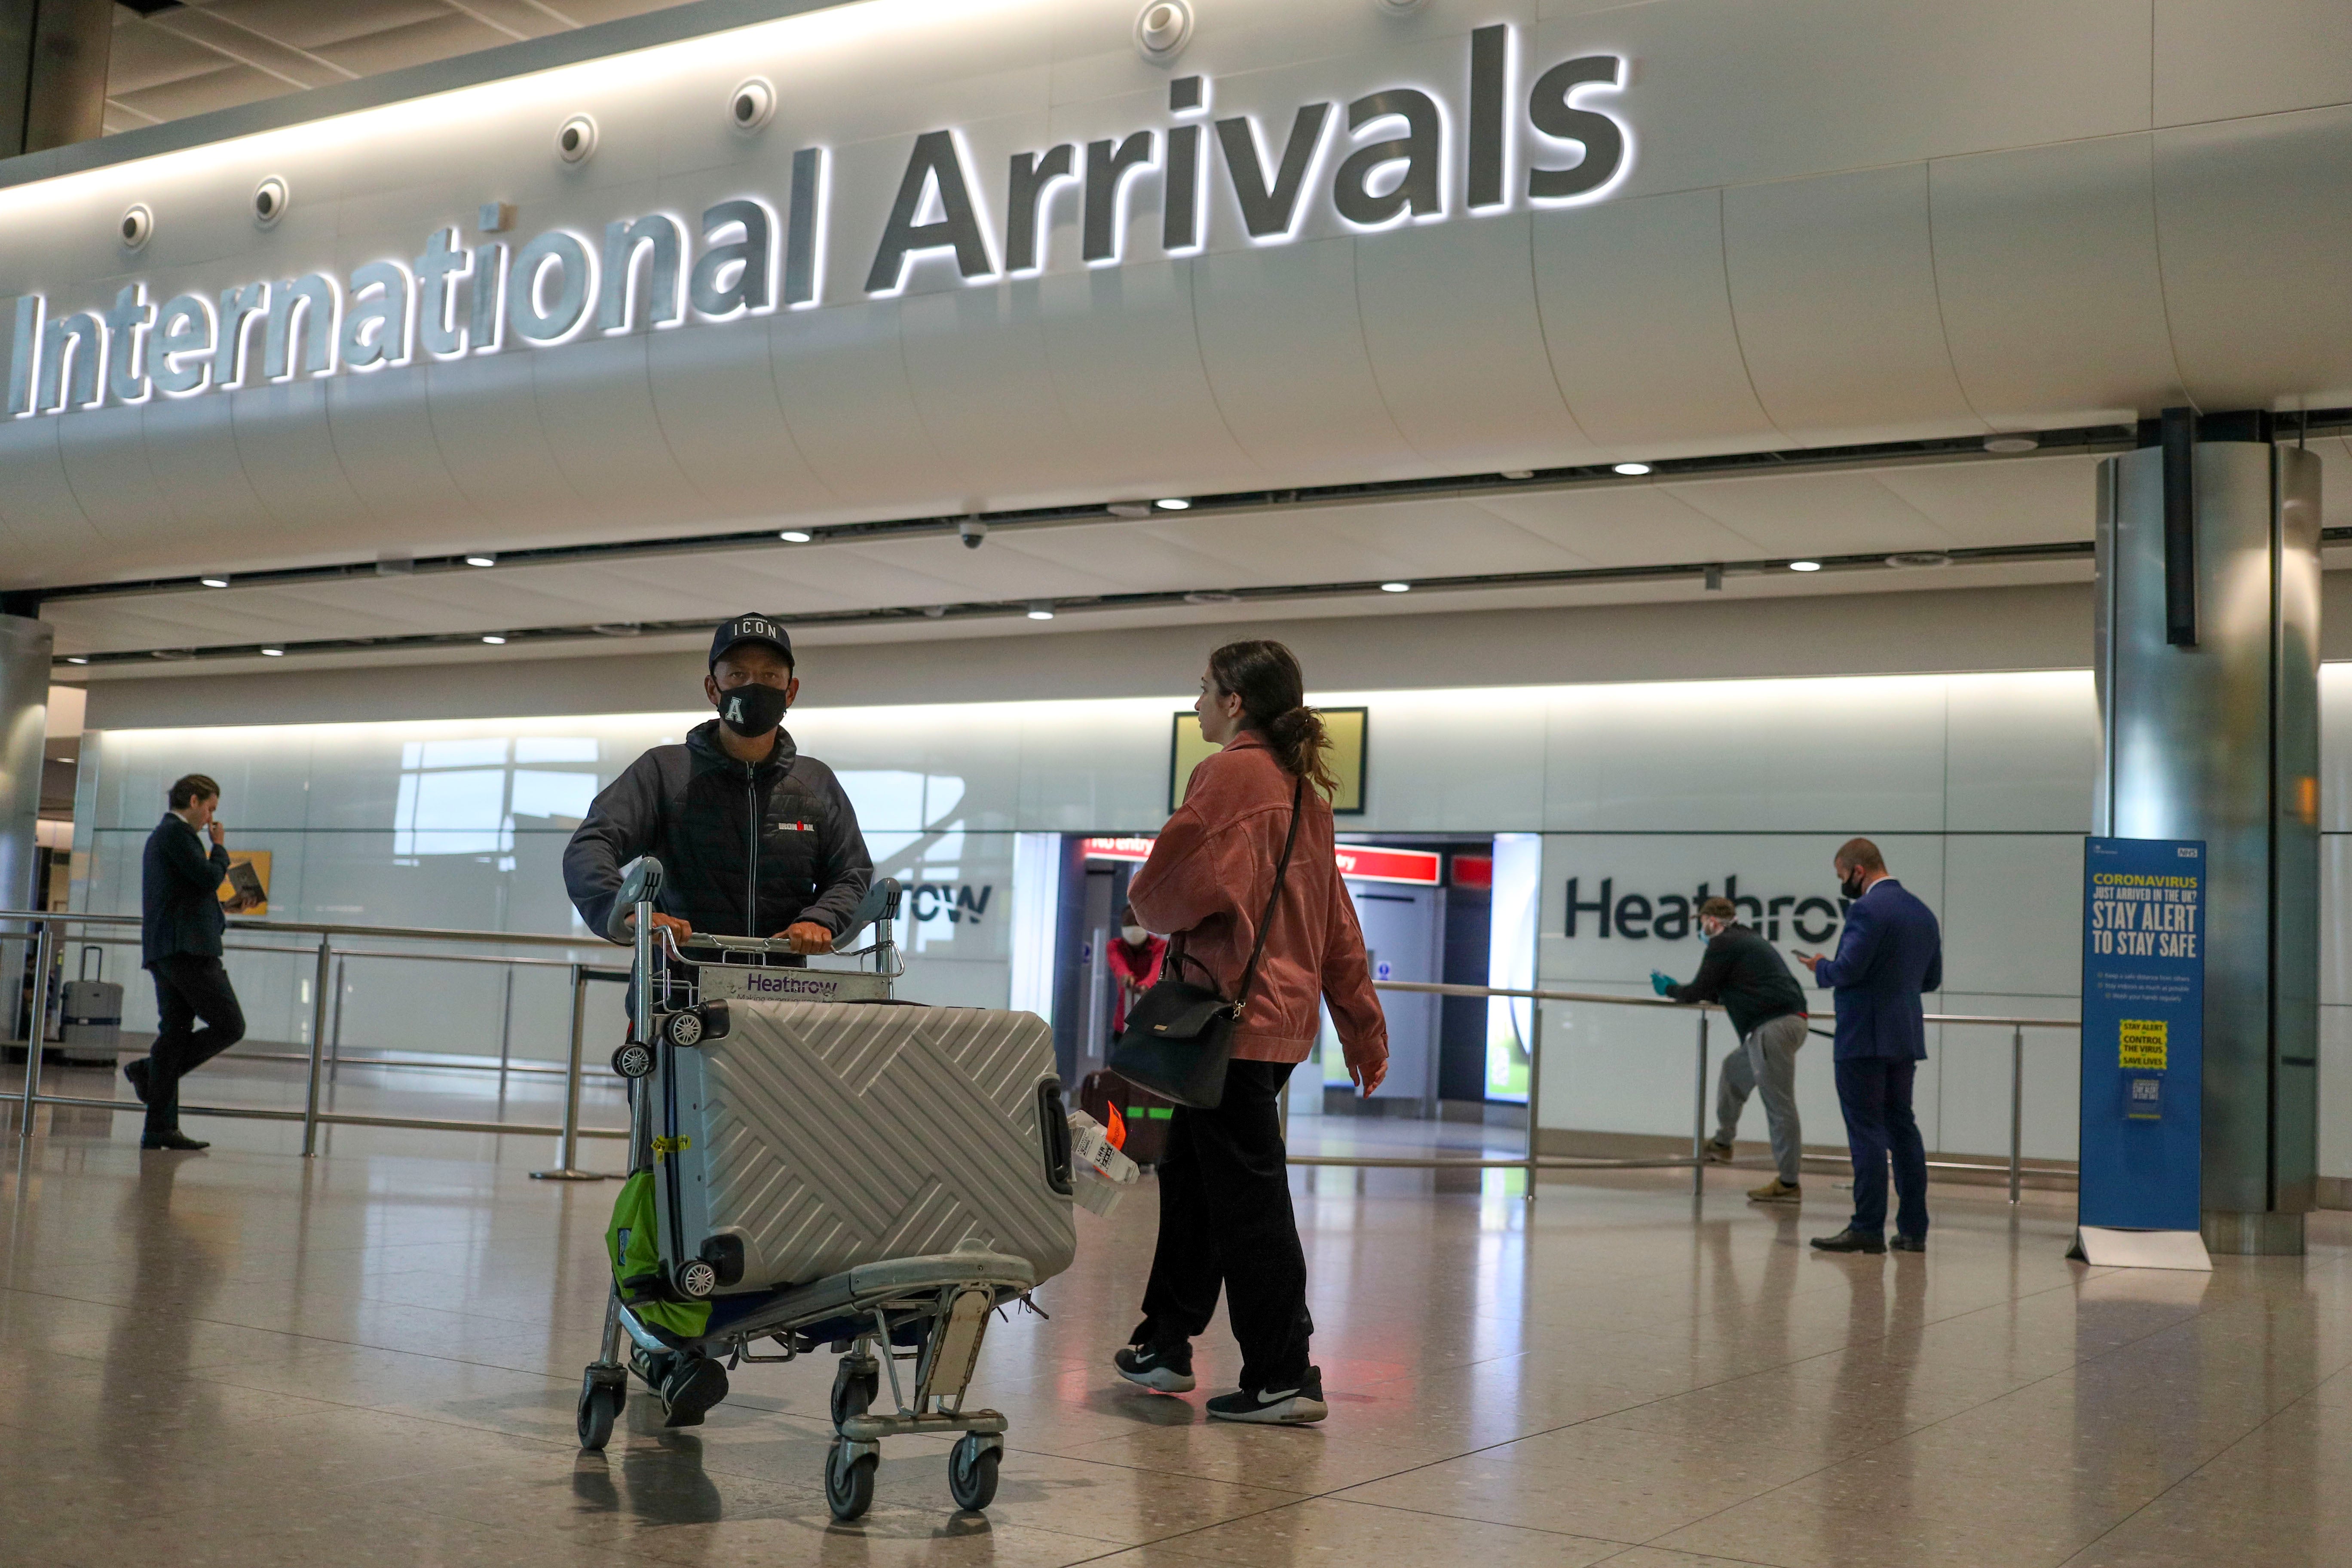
[1107,776,1304,1110]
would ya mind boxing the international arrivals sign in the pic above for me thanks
[6,24,1627,420]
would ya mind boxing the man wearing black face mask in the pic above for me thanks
[1792,837,1942,1256]
[565,612,873,967]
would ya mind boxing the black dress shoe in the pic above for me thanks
[1890,1233,1926,1253]
[123,1059,150,1105]
[140,1130,209,1151]
[1810,1227,1886,1254]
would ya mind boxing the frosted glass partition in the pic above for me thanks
[66,668,2352,1172]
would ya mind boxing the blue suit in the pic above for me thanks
[1809,879,1943,1238]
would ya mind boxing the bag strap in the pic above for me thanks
[1233,775,1306,1011]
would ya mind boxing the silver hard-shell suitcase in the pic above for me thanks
[59,946,122,1065]
[658,1001,1076,1294]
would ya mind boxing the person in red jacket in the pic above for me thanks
[1105,903,1165,1037]
[1111,639,1387,1426]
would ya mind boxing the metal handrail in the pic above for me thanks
[1369,977,2079,1203]
[3,907,2079,1204]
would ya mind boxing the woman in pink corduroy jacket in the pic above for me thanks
[1109,639,1387,1426]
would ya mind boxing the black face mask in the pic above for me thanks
[715,680,789,737]
[1839,869,1868,900]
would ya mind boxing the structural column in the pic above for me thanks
[0,0,110,158]
[0,615,51,1049]
[2095,410,2319,1255]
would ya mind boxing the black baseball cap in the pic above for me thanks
[709,613,793,669]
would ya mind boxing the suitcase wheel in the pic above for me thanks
[948,1433,1001,1513]
[826,1438,876,1522]
[830,1355,879,1432]
[662,1011,704,1048]
[611,1042,654,1080]
[673,1259,718,1299]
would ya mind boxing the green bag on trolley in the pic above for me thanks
[604,1170,711,1341]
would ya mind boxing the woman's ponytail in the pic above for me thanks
[1207,640,1339,796]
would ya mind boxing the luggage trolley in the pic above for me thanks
[576,857,1077,1521]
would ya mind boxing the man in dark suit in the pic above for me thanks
[1792,837,1942,1254]
[133,773,247,1151]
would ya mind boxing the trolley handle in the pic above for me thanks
[79,944,103,983]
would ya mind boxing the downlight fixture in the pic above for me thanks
[1612,462,1652,476]
[1886,551,1951,569]
[481,633,508,645]
[1026,601,1055,621]
[778,529,812,543]
[1154,497,1191,511]
[1983,434,2040,454]
[64,655,88,665]
[199,575,230,588]
[556,114,598,164]
[1135,0,1193,61]
[1788,560,1822,573]
[1380,581,1412,593]
[252,176,288,227]
[259,646,285,657]
[730,78,775,131]
[464,553,496,567]
[120,203,153,251]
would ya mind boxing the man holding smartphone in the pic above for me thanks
[132,773,248,1151]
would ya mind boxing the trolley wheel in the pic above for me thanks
[825,1438,877,1522]
[830,1357,879,1432]
[611,1041,654,1079]
[663,1010,705,1048]
[674,1258,718,1299]
[577,1378,621,1451]
[948,1434,1000,1512]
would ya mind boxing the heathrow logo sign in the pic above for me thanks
[6,24,1627,420]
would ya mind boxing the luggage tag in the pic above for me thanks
[1067,1111,1140,1216]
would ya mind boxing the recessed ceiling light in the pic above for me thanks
[481,634,507,644]
[199,576,230,588]
[259,646,284,657]
[464,553,496,567]
[1155,498,1191,511]
[64,655,88,665]
[1026,601,1054,620]
[778,529,812,543]
[1984,434,2040,454]
[1789,560,1822,573]
[1380,581,1412,593]
[1612,462,1651,476]
[1500,469,1534,481]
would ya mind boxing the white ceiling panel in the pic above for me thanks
[1469,486,1770,567]
[1662,471,1954,556]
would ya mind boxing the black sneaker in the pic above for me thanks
[1810,1228,1886,1254]
[1207,1366,1326,1424]
[140,1130,208,1151]
[660,1354,729,1427]
[1113,1341,1196,1393]
[1890,1233,1926,1253]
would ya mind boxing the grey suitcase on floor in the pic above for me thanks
[652,1000,1077,1296]
[58,946,122,1064]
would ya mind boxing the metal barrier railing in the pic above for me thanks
[1346,980,2078,1204]
[2,910,2078,1204]
[0,909,628,1173]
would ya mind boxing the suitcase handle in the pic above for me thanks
[1036,1081,1074,1196]
[78,945,101,983]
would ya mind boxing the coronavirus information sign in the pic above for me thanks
[2078,836,2205,1232]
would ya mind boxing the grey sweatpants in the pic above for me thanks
[1715,1012,1807,1184]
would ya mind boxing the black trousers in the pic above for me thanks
[146,956,245,1139]
[1835,1056,1929,1238]
[1134,1058,1313,1391]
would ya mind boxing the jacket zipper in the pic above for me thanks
[745,760,760,937]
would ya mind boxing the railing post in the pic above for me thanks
[300,932,332,1156]
[2009,1023,2024,1205]
[18,919,53,1138]
[1521,998,1544,1204]
[1692,1009,1711,1196]
[533,964,606,1181]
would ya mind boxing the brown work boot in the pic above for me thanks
[1747,1178,1801,1203]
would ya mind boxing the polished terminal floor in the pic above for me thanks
[1,1069,2344,1568]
